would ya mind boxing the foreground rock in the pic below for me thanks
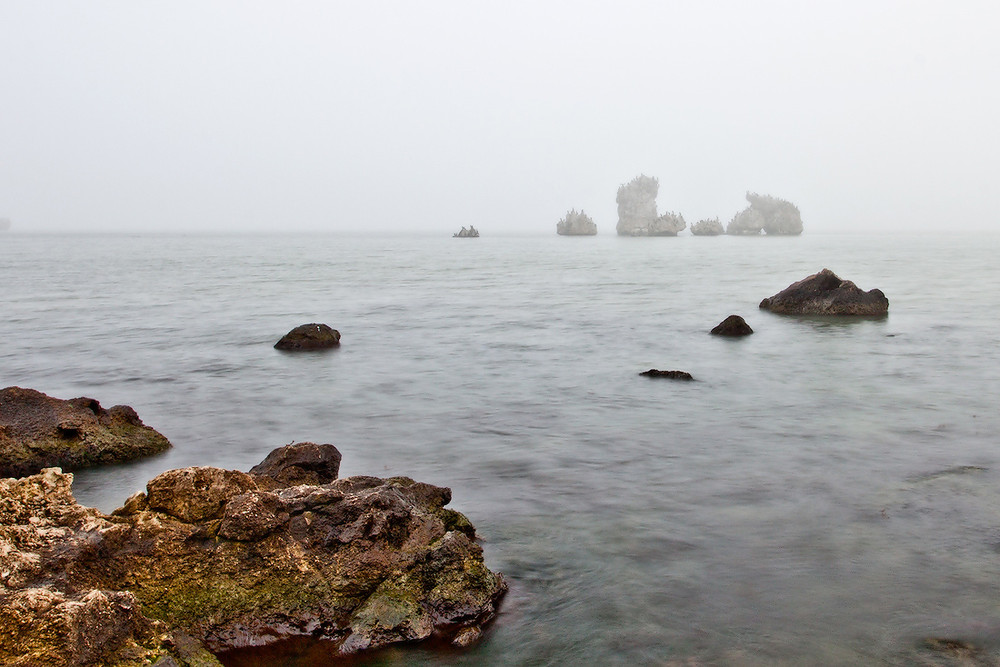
[690,218,725,236]
[274,323,341,350]
[556,209,597,235]
[0,386,171,478]
[711,315,754,337]
[0,443,506,665]
[727,192,803,235]
[759,268,889,315]
[616,175,686,236]
[640,369,693,380]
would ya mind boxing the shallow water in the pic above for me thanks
[3,231,1000,665]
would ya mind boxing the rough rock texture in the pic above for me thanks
[615,175,686,236]
[556,209,597,236]
[0,444,505,665]
[711,315,754,337]
[727,192,803,236]
[690,218,725,236]
[453,226,479,238]
[639,369,693,380]
[759,268,889,315]
[274,323,341,350]
[0,387,172,479]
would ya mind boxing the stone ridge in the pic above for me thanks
[759,268,889,315]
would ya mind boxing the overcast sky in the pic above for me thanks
[1,1,998,234]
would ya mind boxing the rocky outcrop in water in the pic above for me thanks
[0,443,506,665]
[639,369,693,380]
[759,268,889,315]
[274,323,341,350]
[710,315,754,337]
[616,175,686,236]
[0,386,171,478]
[556,209,597,236]
[727,192,803,235]
[453,226,479,238]
[691,218,725,236]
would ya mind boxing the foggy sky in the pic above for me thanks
[2,1,998,234]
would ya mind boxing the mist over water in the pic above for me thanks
[3,231,1000,664]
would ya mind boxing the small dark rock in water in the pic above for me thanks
[274,323,341,350]
[711,315,754,337]
[921,637,982,659]
[640,369,693,380]
[0,386,171,478]
[759,268,889,316]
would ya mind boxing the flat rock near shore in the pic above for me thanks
[0,443,506,666]
[0,386,171,478]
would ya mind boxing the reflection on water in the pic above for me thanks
[4,232,1000,665]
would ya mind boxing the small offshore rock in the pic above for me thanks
[640,369,694,380]
[0,386,171,478]
[711,315,754,337]
[690,218,725,236]
[556,208,597,235]
[759,268,889,316]
[274,323,341,350]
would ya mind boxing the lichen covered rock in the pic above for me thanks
[0,444,506,665]
[759,268,889,315]
[0,386,171,478]
[556,209,597,236]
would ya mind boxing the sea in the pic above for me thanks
[3,231,1000,666]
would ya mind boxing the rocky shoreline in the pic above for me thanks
[0,443,506,666]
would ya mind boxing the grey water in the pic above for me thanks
[3,231,1000,665]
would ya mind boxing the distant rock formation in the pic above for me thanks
[639,369,693,380]
[556,209,597,236]
[0,443,507,664]
[453,225,479,238]
[711,315,754,336]
[691,218,725,236]
[727,192,803,235]
[0,386,171,478]
[274,323,341,350]
[616,175,686,236]
[759,268,889,315]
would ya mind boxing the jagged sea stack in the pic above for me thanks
[760,269,888,315]
[691,218,725,236]
[556,209,597,235]
[615,175,686,236]
[727,193,803,235]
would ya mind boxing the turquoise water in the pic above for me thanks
[3,231,1000,665]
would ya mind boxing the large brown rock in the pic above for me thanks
[274,323,341,350]
[0,387,172,478]
[0,444,506,665]
[759,268,889,316]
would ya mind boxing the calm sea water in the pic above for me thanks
[3,231,1000,665]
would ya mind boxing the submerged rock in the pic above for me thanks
[759,268,889,315]
[615,175,686,236]
[691,218,725,236]
[274,323,341,350]
[640,369,694,380]
[0,386,171,478]
[0,444,506,665]
[711,315,754,337]
[727,192,803,236]
[556,209,597,236]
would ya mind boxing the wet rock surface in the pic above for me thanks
[639,369,694,380]
[711,315,754,337]
[0,443,506,665]
[0,386,172,478]
[759,268,889,316]
[274,323,341,350]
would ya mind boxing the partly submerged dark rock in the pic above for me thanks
[0,443,506,665]
[711,315,754,337]
[0,386,171,478]
[274,323,341,350]
[250,441,342,487]
[640,369,694,380]
[759,269,888,316]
